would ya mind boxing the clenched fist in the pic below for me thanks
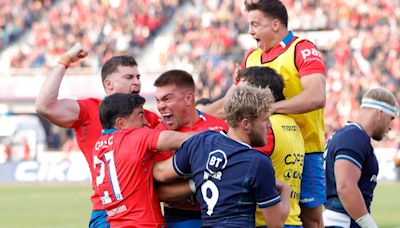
[59,43,89,67]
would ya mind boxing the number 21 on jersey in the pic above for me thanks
[94,150,123,205]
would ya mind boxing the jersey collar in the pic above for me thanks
[345,122,363,131]
[197,109,206,121]
[279,31,294,48]
[345,122,370,139]
[101,128,118,135]
[261,31,295,62]
[219,130,252,149]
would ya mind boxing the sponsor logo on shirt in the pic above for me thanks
[106,204,127,217]
[300,197,315,203]
[301,48,322,60]
[283,169,302,180]
[290,190,300,200]
[370,175,377,182]
[208,126,225,131]
[281,125,300,131]
[284,153,304,166]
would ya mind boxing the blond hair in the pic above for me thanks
[361,87,398,117]
[224,84,274,128]
[362,87,397,107]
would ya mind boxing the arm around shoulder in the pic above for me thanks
[273,73,326,114]
[156,130,194,152]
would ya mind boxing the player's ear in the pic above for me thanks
[185,91,195,105]
[240,118,251,131]
[272,18,280,32]
[103,78,113,92]
[115,117,125,130]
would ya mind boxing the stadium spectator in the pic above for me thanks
[0,0,54,51]
[242,0,326,227]
[153,84,290,227]
[156,0,246,100]
[35,43,159,227]
[8,0,181,69]
[93,93,191,227]
[324,87,398,228]
[153,69,228,227]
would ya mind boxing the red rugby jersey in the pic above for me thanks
[92,128,164,227]
[71,98,159,210]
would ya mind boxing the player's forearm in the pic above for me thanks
[153,158,179,183]
[337,184,369,221]
[277,180,290,220]
[200,98,225,119]
[272,89,325,114]
[35,64,67,115]
[262,183,290,228]
[157,131,194,151]
[156,180,193,202]
[263,204,287,228]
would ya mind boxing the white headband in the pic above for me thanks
[360,98,398,117]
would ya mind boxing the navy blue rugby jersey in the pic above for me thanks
[173,130,280,227]
[325,122,378,214]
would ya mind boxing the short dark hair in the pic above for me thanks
[101,56,138,82]
[154,69,195,91]
[239,66,285,102]
[244,0,288,28]
[99,93,145,129]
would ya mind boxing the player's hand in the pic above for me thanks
[275,179,288,194]
[59,43,88,67]
[66,43,89,63]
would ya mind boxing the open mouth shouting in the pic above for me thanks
[161,112,174,125]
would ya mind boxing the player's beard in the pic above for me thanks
[248,128,266,147]
[372,127,385,141]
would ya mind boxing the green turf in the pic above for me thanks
[372,181,400,228]
[0,184,91,228]
[0,182,399,227]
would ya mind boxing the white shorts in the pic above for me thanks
[323,209,351,228]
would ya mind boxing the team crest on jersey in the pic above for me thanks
[206,150,227,174]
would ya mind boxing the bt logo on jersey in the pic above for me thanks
[206,150,227,174]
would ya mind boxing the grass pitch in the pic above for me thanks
[0,184,91,228]
[0,182,399,227]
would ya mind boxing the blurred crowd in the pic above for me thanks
[7,0,181,69]
[1,0,399,148]
[0,0,55,52]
